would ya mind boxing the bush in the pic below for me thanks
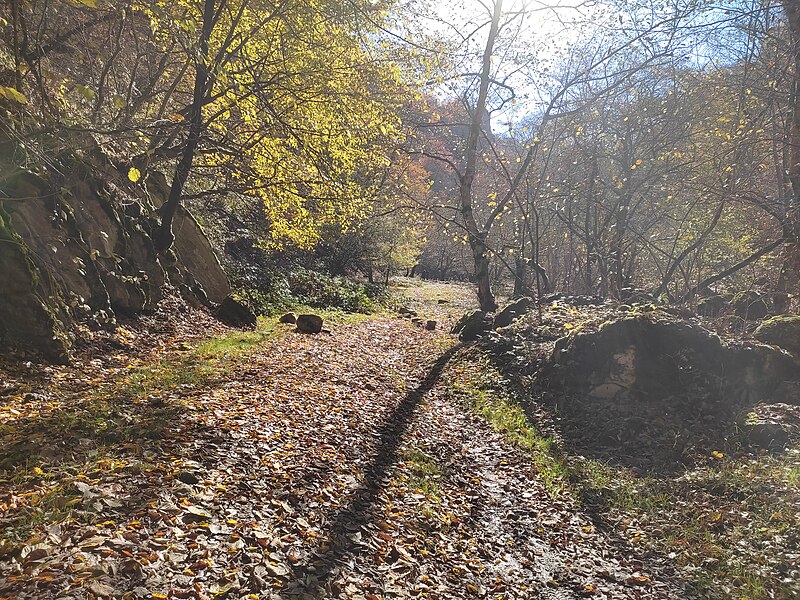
[234,267,389,316]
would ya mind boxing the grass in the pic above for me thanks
[403,448,443,500]
[446,350,569,495]
[452,343,800,600]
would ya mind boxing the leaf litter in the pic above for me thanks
[0,281,688,598]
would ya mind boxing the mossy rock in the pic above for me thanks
[754,315,800,356]
[494,296,532,328]
[732,290,770,321]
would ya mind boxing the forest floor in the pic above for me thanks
[0,280,795,599]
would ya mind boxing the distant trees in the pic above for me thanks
[404,0,800,307]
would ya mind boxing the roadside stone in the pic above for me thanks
[425,320,437,330]
[279,312,297,324]
[296,314,323,333]
[494,296,533,328]
[215,296,257,328]
[738,411,790,449]
[452,310,493,341]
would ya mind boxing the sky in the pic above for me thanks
[391,0,614,127]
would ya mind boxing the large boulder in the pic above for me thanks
[452,310,493,342]
[296,314,323,334]
[551,316,799,405]
[494,296,533,328]
[697,294,730,318]
[732,290,771,321]
[215,296,257,328]
[754,315,800,356]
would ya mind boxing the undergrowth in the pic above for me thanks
[235,267,390,316]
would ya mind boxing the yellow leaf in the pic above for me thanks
[128,167,141,183]
[712,450,724,459]
[0,86,27,104]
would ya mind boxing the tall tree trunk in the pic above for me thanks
[459,0,503,312]
[786,1,800,214]
[154,0,217,254]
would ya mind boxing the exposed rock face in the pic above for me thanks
[494,296,533,328]
[173,206,230,304]
[754,315,800,356]
[296,314,323,333]
[0,147,230,360]
[551,316,800,406]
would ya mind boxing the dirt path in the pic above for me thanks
[0,281,685,599]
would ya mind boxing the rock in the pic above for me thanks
[732,290,770,321]
[551,315,800,405]
[411,317,423,326]
[172,206,230,304]
[494,296,533,328]
[437,299,449,304]
[425,320,437,330]
[754,315,800,356]
[398,307,417,318]
[452,310,493,341]
[621,287,655,304]
[296,314,323,333]
[697,294,730,318]
[215,296,257,328]
[279,312,297,324]
[738,411,790,449]
[0,147,231,360]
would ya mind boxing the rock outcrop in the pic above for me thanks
[551,316,800,406]
[494,296,532,328]
[0,138,231,360]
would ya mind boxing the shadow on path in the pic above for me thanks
[290,344,462,593]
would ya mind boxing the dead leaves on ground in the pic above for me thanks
[1,290,678,599]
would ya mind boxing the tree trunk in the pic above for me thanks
[154,0,217,254]
[459,0,503,312]
[786,1,800,214]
